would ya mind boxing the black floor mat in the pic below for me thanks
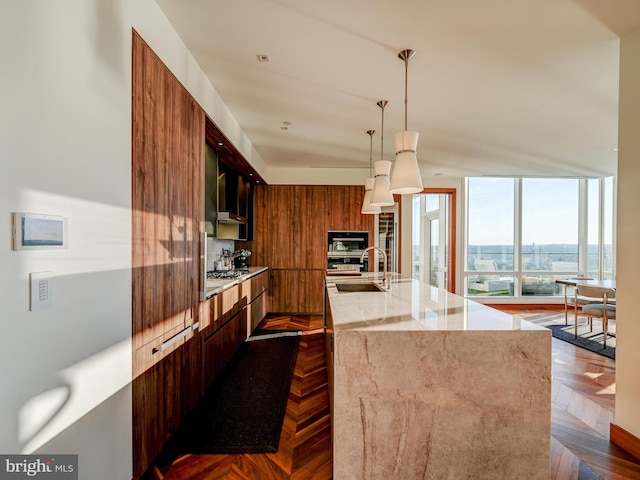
[170,331,301,454]
[547,324,615,359]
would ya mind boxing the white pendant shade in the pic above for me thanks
[394,130,419,152]
[392,49,424,195]
[361,177,381,214]
[390,150,423,194]
[370,160,395,206]
[390,130,423,194]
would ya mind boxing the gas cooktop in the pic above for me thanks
[207,269,248,280]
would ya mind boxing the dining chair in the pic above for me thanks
[574,284,616,348]
[564,285,599,325]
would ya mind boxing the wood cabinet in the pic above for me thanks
[132,32,271,477]
[200,270,267,391]
[242,270,269,335]
[132,32,204,351]
[248,289,268,332]
[269,269,326,314]
[132,32,205,476]
[249,185,373,313]
[201,308,247,390]
[132,327,201,476]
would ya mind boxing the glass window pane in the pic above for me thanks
[603,177,614,278]
[412,196,421,279]
[425,195,439,213]
[587,178,599,276]
[430,218,439,286]
[521,178,579,272]
[467,177,514,272]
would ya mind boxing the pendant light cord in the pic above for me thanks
[398,49,415,131]
[367,129,374,177]
[404,58,408,131]
[377,100,388,163]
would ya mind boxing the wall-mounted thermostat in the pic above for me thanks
[12,212,67,250]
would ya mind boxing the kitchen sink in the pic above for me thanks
[335,282,385,292]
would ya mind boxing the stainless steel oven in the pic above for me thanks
[327,230,369,271]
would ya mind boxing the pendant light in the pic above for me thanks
[370,100,395,207]
[361,129,381,214]
[390,49,424,194]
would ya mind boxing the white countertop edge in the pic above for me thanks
[204,266,268,298]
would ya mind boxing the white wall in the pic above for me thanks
[614,25,640,440]
[0,1,262,478]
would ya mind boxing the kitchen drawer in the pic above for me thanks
[246,289,268,336]
[200,284,246,336]
[240,270,268,302]
[133,320,199,379]
[202,307,247,390]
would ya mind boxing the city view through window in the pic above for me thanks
[465,177,615,297]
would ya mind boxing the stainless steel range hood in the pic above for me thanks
[217,211,247,224]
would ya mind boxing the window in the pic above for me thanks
[464,177,615,298]
[467,177,514,270]
[466,178,514,296]
[603,177,615,279]
[412,193,452,290]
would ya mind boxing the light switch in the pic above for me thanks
[30,271,52,311]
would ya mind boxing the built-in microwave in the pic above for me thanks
[327,230,369,271]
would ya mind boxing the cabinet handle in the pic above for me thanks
[201,231,208,302]
[152,323,199,354]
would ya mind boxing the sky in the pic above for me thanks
[467,177,604,245]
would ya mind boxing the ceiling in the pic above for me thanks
[155,0,640,179]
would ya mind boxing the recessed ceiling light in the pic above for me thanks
[257,54,270,62]
[217,142,224,146]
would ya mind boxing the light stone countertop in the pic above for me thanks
[204,266,268,298]
[326,273,546,332]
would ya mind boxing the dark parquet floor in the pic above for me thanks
[142,309,640,480]
[141,314,330,480]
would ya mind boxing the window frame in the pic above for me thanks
[463,176,616,300]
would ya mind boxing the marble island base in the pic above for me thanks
[333,330,551,479]
[326,276,552,479]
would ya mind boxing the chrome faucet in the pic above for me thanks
[361,246,390,288]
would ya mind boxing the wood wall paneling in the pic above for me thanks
[250,185,374,314]
[300,269,326,313]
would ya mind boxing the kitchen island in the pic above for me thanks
[325,274,552,480]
